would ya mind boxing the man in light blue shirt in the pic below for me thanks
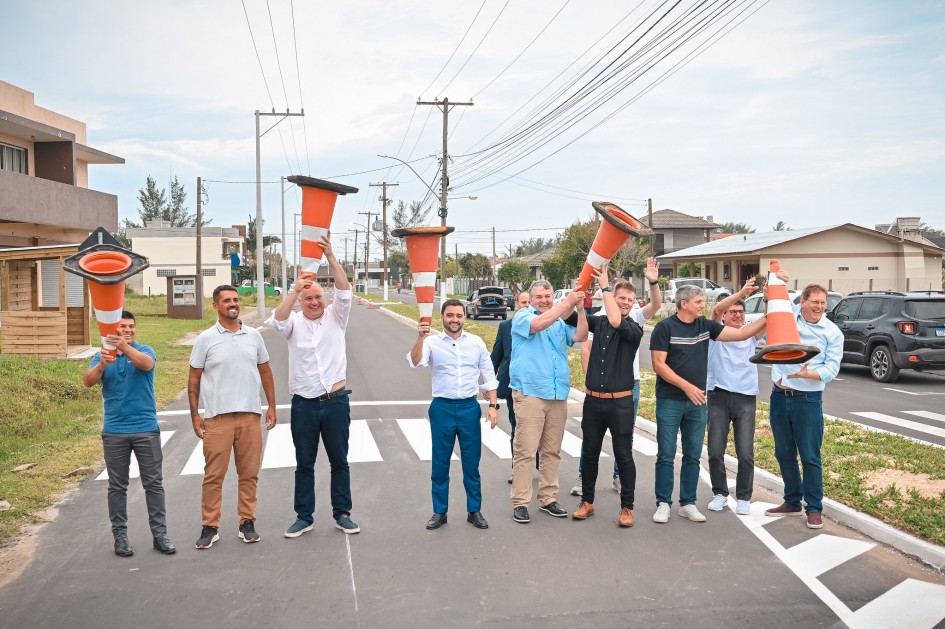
[508,280,588,524]
[765,284,843,530]
[408,299,499,531]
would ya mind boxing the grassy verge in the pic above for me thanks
[0,295,218,543]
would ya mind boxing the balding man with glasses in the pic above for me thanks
[706,277,767,517]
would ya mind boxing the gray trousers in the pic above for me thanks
[706,389,756,501]
[102,431,167,538]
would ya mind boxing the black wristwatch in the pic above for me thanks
[488,403,500,409]
[649,280,659,286]
[600,286,612,293]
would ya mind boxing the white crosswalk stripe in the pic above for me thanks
[902,410,945,424]
[850,411,945,440]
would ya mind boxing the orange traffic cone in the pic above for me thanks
[289,176,359,281]
[367,301,374,309]
[392,226,455,325]
[574,202,652,292]
[750,260,821,365]
[63,231,150,359]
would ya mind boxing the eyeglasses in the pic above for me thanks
[726,310,745,315]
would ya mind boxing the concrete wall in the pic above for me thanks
[130,235,238,298]
[0,81,87,143]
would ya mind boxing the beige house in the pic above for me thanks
[126,222,244,298]
[658,223,944,295]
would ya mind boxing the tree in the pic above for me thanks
[540,256,569,290]
[715,221,755,234]
[542,215,650,286]
[136,176,167,225]
[459,253,492,280]
[515,236,556,256]
[245,214,281,266]
[385,199,434,252]
[128,175,202,228]
[165,177,198,227]
[772,220,790,231]
[497,259,532,293]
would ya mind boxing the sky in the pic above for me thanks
[3,0,944,263]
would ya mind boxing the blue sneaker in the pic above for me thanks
[334,513,360,534]
[284,519,314,538]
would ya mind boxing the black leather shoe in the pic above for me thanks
[540,501,568,518]
[467,512,489,529]
[426,513,447,530]
[512,506,530,523]
[153,535,176,555]
[114,536,134,557]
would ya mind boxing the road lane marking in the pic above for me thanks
[180,441,206,476]
[902,410,945,424]
[157,400,506,416]
[882,388,938,396]
[560,429,606,458]
[781,534,875,579]
[849,578,945,628]
[396,419,458,461]
[95,431,175,481]
[349,420,383,463]
[850,412,945,440]
[260,424,295,469]
[480,423,512,459]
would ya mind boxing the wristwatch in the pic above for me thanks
[600,286,612,293]
[488,403,500,409]
[649,280,659,286]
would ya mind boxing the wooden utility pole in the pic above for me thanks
[417,97,473,302]
[369,182,398,301]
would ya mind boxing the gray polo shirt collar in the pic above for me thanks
[214,320,248,335]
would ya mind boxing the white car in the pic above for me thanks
[743,290,843,324]
[552,288,572,305]
[663,277,731,302]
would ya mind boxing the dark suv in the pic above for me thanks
[466,286,511,320]
[827,290,945,382]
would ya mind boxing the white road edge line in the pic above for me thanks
[345,535,361,629]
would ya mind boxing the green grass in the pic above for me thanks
[0,294,220,542]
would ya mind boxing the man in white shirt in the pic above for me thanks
[408,299,500,531]
[267,236,360,537]
[706,277,765,517]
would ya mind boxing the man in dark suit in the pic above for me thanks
[491,291,535,482]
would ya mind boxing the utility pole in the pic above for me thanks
[341,237,351,272]
[293,212,300,283]
[491,226,497,282]
[196,176,204,315]
[369,181,398,302]
[280,176,291,295]
[647,197,654,257]
[352,229,360,287]
[358,211,378,292]
[417,97,473,303]
[255,108,304,318]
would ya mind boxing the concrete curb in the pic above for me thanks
[567,387,945,571]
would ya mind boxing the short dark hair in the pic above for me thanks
[120,310,136,321]
[213,284,239,303]
[441,299,465,315]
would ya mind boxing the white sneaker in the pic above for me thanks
[612,476,621,493]
[735,500,751,516]
[652,502,671,523]
[679,504,707,522]
[707,494,727,512]
[570,476,583,496]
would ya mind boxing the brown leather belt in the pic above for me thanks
[586,389,633,399]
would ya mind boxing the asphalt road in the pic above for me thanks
[2,297,944,628]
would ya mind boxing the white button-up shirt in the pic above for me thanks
[407,330,499,400]
[267,289,351,398]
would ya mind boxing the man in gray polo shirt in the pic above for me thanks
[188,284,277,550]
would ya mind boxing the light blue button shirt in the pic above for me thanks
[770,305,843,392]
[509,307,576,401]
[407,330,499,399]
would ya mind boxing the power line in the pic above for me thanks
[289,0,311,174]
[266,0,303,175]
[241,0,275,105]
[419,0,487,98]
[436,0,511,96]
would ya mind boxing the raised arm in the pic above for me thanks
[530,290,585,334]
[323,235,350,291]
[712,277,759,322]
[640,257,663,320]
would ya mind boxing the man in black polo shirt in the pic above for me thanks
[571,267,643,528]
[650,284,767,524]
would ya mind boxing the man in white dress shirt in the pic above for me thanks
[267,236,360,537]
[408,299,500,530]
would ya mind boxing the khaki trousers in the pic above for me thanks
[510,391,567,507]
[201,412,263,527]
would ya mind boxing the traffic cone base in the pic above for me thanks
[575,202,653,292]
[393,226,454,325]
[750,259,821,365]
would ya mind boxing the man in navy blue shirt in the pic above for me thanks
[83,311,174,557]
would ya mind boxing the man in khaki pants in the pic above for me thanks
[188,285,277,549]
[509,280,587,523]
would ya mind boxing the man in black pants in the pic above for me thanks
[571,266,643,527]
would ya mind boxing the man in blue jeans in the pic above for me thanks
[409,300,499,530]
[83,311,175,557]
[650,285,767,524]
[268,236,360,537]
[765,283,842,530]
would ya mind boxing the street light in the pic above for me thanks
[350,222,370,289]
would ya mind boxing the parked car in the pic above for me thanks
[552,288,571,305]
[466,286,509,320]
[826,290,945,382]
[663,277,731,302]
[238,280,283,297]
[743,290,843,324]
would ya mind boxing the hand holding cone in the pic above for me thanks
[750,259,821,365]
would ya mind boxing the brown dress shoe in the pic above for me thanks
[619,508,634,528]
[764,502,804,517]
[572,501,595,520]
[806,512,824,529]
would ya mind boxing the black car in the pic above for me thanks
[827,290,945,382]
[466,286,510,320]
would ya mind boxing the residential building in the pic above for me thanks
[646,209,720,278]
[657,223,945,295]
[126,222,244,298]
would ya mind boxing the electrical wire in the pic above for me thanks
[266,0,302,174]
[419,0,487,98]
[435,0,511,97]
[241,0,275,106]
[290,0,311,174]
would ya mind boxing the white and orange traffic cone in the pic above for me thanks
[289,176,359,282]
[574,202,652,292]
[392,226,455,325]
[750,260,821,364]
[63,230,149,359]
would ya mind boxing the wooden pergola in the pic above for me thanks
[0,244,91,358]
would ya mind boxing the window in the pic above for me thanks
[868,266,879,271]
[838,266,849,271]
[156,269,177,277]
[1,142,28,174]
[857,298,886,320]
[832,298,861,322]
[201,268,216,277]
